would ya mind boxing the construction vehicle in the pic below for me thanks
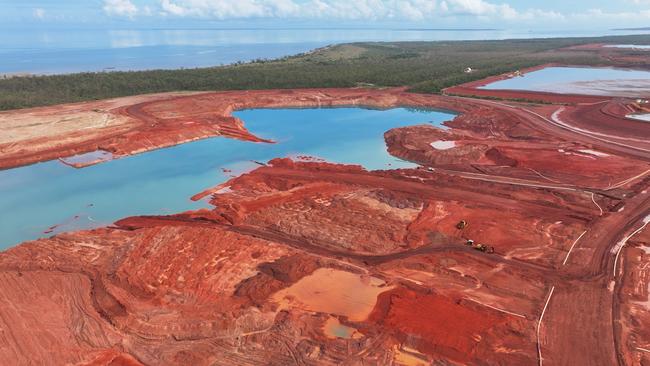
[456,220,468,230]
[464,239,494,254]
[474,243,495,254]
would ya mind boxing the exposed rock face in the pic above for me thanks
[0,225,305,365]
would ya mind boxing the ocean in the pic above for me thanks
[1,28,647,75]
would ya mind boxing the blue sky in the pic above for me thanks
[2,0,650,29]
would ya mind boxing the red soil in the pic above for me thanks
[616,228,650,366]
[386,108,650,188]
[535,100,650,143]
[369,287,534,365]
[0,63,649,365]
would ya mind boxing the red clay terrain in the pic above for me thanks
[1,45,650,365]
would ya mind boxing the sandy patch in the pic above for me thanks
[0,92,201,146]
[627,113,650,122]
[393,345,429,366]
[430,140,456,150]
[0,111,130,145]
[578,149,610,157]
[272,268,392,321]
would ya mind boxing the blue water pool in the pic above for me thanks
[0,107,455,248]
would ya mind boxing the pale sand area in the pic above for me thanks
[0,92,201,146]
[627,113,650,122]
[430,140,456,150]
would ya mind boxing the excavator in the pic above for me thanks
[465,239,495,254]
[474,243,495,254]
[458,221,495,254]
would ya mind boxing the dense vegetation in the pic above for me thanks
[2,34,650,110]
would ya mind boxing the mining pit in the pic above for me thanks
[1,46,649,365]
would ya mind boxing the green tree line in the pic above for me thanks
[1,34,650,111]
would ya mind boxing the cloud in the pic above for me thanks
[570,8,650,25]
[441,0,513,17]
[160,0,299,18]
[103,0,139,18]
[92,0,650,27]
[160,0,191,16]
[33,8,46,20]
[155,0,556,21]
[142,6,154,16]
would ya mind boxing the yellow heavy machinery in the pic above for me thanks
[474,243,495,254]
[465,239,494,254]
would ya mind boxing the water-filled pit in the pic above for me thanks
[0,107,455,248]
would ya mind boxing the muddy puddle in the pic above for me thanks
[272,268,393,322]
[322,317,363,339]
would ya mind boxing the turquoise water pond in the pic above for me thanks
[0,107,455,249]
